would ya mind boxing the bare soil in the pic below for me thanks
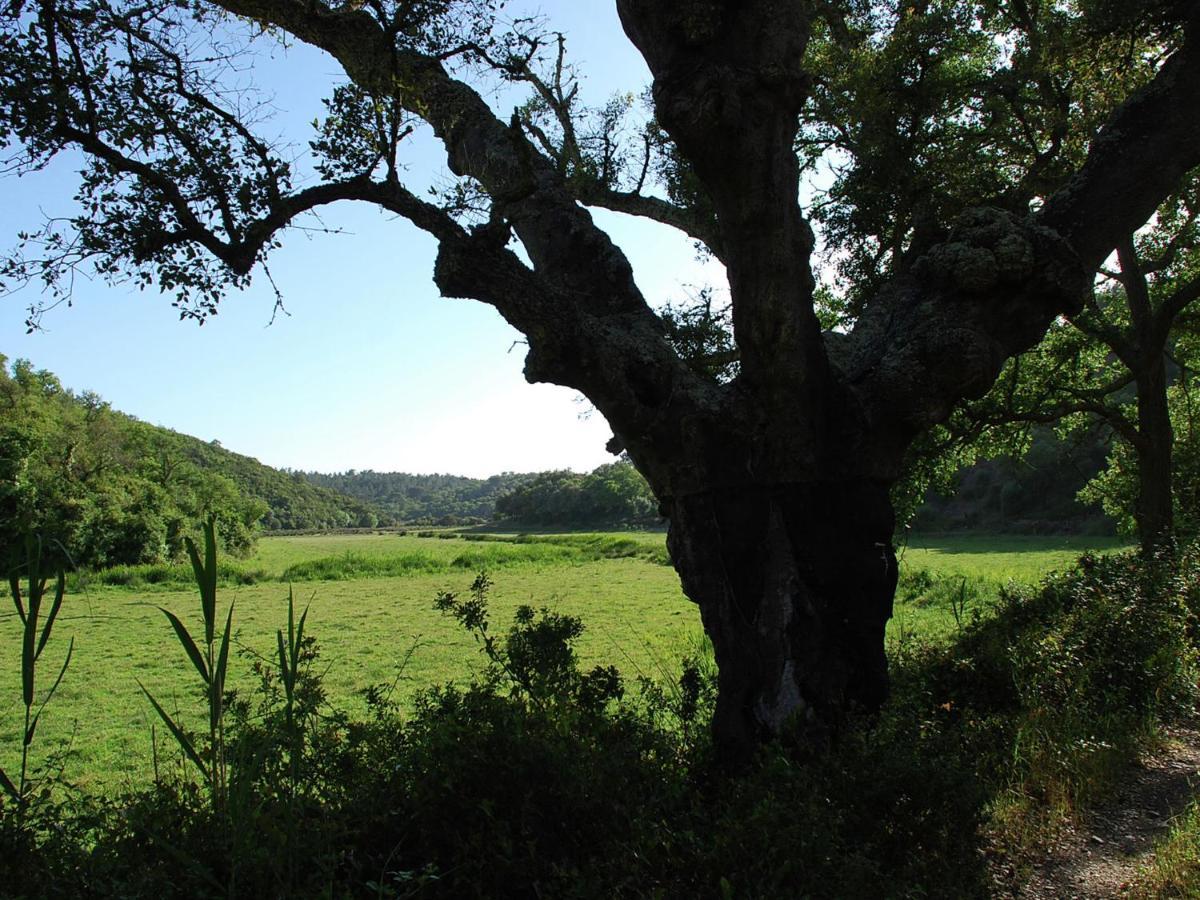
[1009,725,1200,899]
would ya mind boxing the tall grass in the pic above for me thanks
[78,533,671,589]
[0,536,73,813]
[138,519,235,809]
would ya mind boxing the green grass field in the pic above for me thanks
[1,530,1129,789]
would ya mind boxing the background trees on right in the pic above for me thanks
[954,174,1200,553]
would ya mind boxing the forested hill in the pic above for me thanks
[302,462,665,528]
[0,356,383,569]
[299,470,538,525]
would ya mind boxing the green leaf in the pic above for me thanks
[160,608,209,684]
[295,603,309,671]
[21,583,37,709]
[212,603,234,733]
[0,765,18,802]
[27,637,73,747]
[202,517,218,643]
[185,536,205,603]
[8,573,26,625]
[214,603,234,691]
[277,628,291,692]
[35,570,66,660]
[138,680,208,778]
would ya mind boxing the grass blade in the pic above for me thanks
[21,583,37,710]
[27,637,74,746]
[211,604,234,735]
[215,603,234,690]
[138,680,208,777]
[294,602,309,672]
[8,573,26,624]
[277,628,290,690]
[160,608,209,684]
[35,570,66,660]
[202,518,218,643]
[185,532,215,643]
[185,535,205,598]
[0,765,17,802]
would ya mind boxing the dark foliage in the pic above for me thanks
[493,460,660,528]
[915,426,1116,535]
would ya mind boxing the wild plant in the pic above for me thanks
[276,587,309,795]
[138,517,234,810]
[1,536,73,814]
[434,571,623,714]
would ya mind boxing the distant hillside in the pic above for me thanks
[303,462,665,528]
[0,356,384,569]
[301,470,538,525]
[913,427,1115,535]
[151,436,386,532]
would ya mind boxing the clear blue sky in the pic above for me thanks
[0,2,725,477]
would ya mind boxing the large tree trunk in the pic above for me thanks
[665,480,897,763]
[1134,354,1175,553]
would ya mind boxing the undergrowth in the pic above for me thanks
[3,535,1198,898]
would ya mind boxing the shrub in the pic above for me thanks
[907,544,1198,839]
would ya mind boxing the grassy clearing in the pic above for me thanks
[899,532,1130,582]
[1,556,695,789]
[2,530,1124,789]
[890,533,1132,642]
[79,531,672,589]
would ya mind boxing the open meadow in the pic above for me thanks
[1,530,1130,789]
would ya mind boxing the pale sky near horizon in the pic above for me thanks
[0,2,727,478]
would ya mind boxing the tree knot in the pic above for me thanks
[913,207,1088,314]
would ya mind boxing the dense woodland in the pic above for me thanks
[0,356,382,569]
[299,469,535,525]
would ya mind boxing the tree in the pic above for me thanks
[1079,327,1200,543]
[951,171,1200,553]
[2,0,1199,760]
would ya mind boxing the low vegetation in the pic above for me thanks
[2,527,1193,897]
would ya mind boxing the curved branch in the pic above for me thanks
[196,0,725,493]
[574,184,726,262]
[1040,11,1200,270]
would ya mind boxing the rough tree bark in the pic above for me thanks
[11,0,1200,762]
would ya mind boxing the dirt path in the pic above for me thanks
[1015,725,1200,899]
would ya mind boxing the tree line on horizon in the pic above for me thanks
[7,350,1199,573]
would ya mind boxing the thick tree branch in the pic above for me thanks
[1154,272,1200,345]
[617,0,824,401]
[203,0,725,496]
[838,13,1200,475]
[1117,236,1153,336]
[1040,10,1200,270]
